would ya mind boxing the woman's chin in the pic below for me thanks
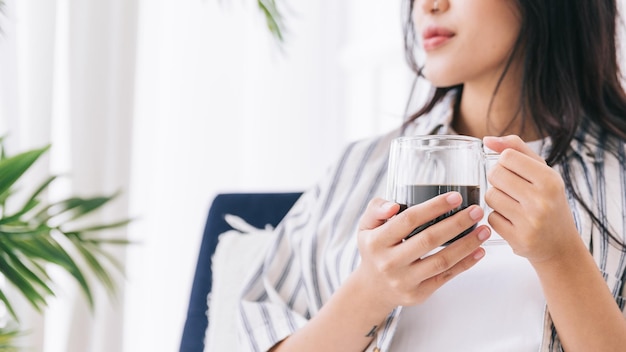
[422,68,462,88]
[423,72,461,88]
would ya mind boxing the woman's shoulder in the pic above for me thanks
[347,128,403,156]
[327,128,402,180]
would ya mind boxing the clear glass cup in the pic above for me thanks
[386,135,503,246]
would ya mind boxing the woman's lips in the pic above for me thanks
[422,26,455,51]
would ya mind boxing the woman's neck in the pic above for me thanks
[452,66,541,142]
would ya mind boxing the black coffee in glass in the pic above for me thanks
[398,184,480,245]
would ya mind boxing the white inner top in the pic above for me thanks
[389,139,547,351]
[389,244,546,351]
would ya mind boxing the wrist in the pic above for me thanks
[348,266,398,315]
[530,235,592,278]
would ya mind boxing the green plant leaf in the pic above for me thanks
[80,238,133,246]
[0,198,41,226]
[0,253,48,313]
[68,236,116,297]
[0,324,23,352]
[78,239,127,274]
[0,224,44,235]
[257,0,285,42]
[0,289,18,321]
[0,135,8,161]
[0,145,50,201]
[0,175,55,225]
[34,193,119,224]
[8,175,57,221]
[20,235,95,307]
[25,175,56,202]
[66,218,133,233]
[0,188,16,212]
[0,139,130,346]
[0,241,53,295]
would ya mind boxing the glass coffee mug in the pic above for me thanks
[386,135,503,246]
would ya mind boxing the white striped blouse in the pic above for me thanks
[237,93,626,352]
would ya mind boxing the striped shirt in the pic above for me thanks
[237,93,626,352]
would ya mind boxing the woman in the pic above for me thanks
[237,0,626,351]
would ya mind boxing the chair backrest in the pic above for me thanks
[179,192,302,352]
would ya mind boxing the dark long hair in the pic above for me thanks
[402,0,626,250]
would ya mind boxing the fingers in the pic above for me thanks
[486,158,530,201]
[484,135,553,203]
[487,209,513,236]
[485,185,518,216]
[358,198,401,231]
[483,135,545,163]
[356,195,491,307]
[359,192,483,262]
[416,247,485,297]
[404,226,491,302]
[381,192,477,247]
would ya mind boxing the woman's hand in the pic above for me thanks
[483,135,626,352]
[354,193,491,311]
[272,193,490,352]
[483,135,580,264]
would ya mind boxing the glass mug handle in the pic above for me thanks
[481,152,507,245]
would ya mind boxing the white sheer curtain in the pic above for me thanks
[0,0,412,351]
[126,1,411,351]
[0,0,137,351]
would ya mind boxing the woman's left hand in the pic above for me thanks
[483,135,580,264]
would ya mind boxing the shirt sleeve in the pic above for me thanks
[236,170,333,351]
[235,132,400,351]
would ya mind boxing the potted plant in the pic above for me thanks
[0,140,130,350]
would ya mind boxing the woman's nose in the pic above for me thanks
[419,0,449,15]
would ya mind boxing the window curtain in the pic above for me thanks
[0,0,365,350]
[0,0,137,351]
[127,1,412,351]
[126,1,356,350]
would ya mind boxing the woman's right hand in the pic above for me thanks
[271,193,491,352]
[354,192,491,312]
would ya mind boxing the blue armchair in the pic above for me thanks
[179,192,302,352]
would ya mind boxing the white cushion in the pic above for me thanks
[204,214,275,351]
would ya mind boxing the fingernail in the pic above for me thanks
[382,201,395,211]
[473,248,485,260]
[469,206,483,221]
[477,227,491,241]
[446,192,461,205]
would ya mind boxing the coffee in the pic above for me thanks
[398,184,480,245]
